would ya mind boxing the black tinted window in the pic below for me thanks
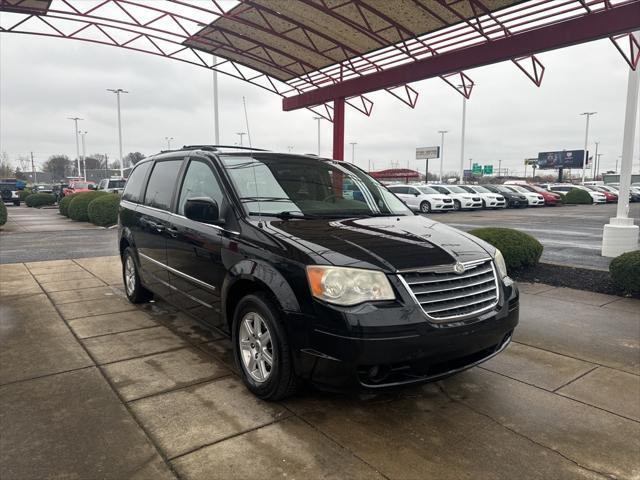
[122,161,152,203]
[178,160,224,215]
[144,160,182,210]
[389,186,408,194]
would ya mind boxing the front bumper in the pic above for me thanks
[432,202,454,210]
[462,200,483,209]
[290,280,519,390]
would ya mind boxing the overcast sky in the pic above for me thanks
[1,31,639,177]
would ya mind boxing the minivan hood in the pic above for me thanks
[262,214,491,272]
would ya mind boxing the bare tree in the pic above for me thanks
[0,152,13,178]
[42,155,72,180]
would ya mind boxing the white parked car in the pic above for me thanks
[431,185,483,210]
[460,185,506,208]
[387,184,454,213]
[502,185,545,206]
[97,177,126,194]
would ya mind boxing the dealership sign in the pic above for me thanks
[536,150,586,169]
[416,146,440,159]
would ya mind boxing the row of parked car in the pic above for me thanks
[386,181,639,213]
[27,177,127,202]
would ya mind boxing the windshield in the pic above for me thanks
[220,155,412,217]
[446,186,466,193]
[417,186,439,195]
[73,182,91,189]
[496,186,515,193]
[472,186,490,193]
[509,186,528,193]
[459,186,475,193]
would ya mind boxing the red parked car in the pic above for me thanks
[591,186,618,203]
[518,184,561,206]
[62,181,96,197]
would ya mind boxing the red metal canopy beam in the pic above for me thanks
[283,2,640,111]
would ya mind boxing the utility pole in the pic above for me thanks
[349,142,357,163]
[236,132,246,146]
[107,88,128,177]
[438,130,448,182]
[313,117,322,156]
[30,152,37,184]
[79,131,87,181]
[580,111,597,183]
[67,117,83,177]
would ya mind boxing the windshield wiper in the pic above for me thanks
[240,196,292,203]
[247,211,318,220]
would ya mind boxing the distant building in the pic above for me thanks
[602,173,640,184]
[369,168,423,184]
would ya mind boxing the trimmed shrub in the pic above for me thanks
[562,188,593,205]
[59,194,76,217]
[68,191,108,222]
[19,189,33,201]
[25,193,56,208]
[469,227,543,271]
[610,250,640,295]
[88,193,120,226]
[0,201,6,226]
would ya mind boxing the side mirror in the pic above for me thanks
[414,192,420,196]
[184,197,222,224]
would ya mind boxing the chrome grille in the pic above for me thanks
[400,259,499,321]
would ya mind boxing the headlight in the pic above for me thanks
[494,249,508,278]
[306,266,395,306]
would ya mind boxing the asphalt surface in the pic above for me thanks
[433,203,640,270]
[0,205,118,264]
[1,203,638,269]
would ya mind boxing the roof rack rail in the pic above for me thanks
[181,145,269,152]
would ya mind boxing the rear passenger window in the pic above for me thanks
[144,160,182,210]
[122,161,152,203]
[391,186,408,194]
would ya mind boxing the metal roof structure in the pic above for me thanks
[1,0,639,159]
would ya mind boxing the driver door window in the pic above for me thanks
[177,159,224,216]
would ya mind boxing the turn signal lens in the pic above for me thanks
[306,266,395,306]
[494,249,508,279]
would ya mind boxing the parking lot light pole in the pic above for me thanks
[350,142,357,163]
[313,117,322,156]
[107,89,128,178]
[79,131,87,181]
[236,132,246,146]
[438,130,447,181]
[67,117,83,177]
[602,59,639,257]
[165,136,174,150]
[592,141,599,179]
[459,94,467,184]
[580,111,596,183]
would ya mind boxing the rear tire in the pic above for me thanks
[232,293,299,401]
[419,201,430,213]
[13,201,20,206]
[122,247,153,304]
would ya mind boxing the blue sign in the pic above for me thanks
[536,150,586,169]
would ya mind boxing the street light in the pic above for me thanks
[67,117,83,177]
[79,131,87,180]
[438,130,448,182]
[580,111,597,183]
[165,136,174,150]
[236,132,246,146]
[287,145,294,153]
[349,142,357,163]
[107,88,128,177]
[313,116,322,156]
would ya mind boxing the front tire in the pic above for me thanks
[233,293,298,401]
[453,200,461,211]
[419,201,430,213]
[122,247,152,304]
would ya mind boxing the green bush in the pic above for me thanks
[68,191,108,222]
[88,194,120,226]
[469,227,543,271]
[59,194,76,217]
[609,250,640,294]
[562,188,593,205]
[25,193,56,208]
[19,189,33,201]
[0,201,6,226]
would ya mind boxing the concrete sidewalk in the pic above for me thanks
[1,256,638,480]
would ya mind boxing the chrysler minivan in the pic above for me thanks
[118,146,518,400]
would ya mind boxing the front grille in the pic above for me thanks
[401,259,499,321]
[442,198,452,203]
[472,197,481,201]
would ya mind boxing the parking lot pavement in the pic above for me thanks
[1,256,638,480]
[0,205,118,264]
[434,203,640,270]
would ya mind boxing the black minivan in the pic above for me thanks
[119,146,518,400]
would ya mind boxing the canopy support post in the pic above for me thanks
[332,98,345,160]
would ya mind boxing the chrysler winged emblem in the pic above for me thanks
[453,262,466,274]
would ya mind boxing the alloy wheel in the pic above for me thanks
[124,255,136,296]
[238,311,274,383]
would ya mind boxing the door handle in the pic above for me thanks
[166,227,179,237]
